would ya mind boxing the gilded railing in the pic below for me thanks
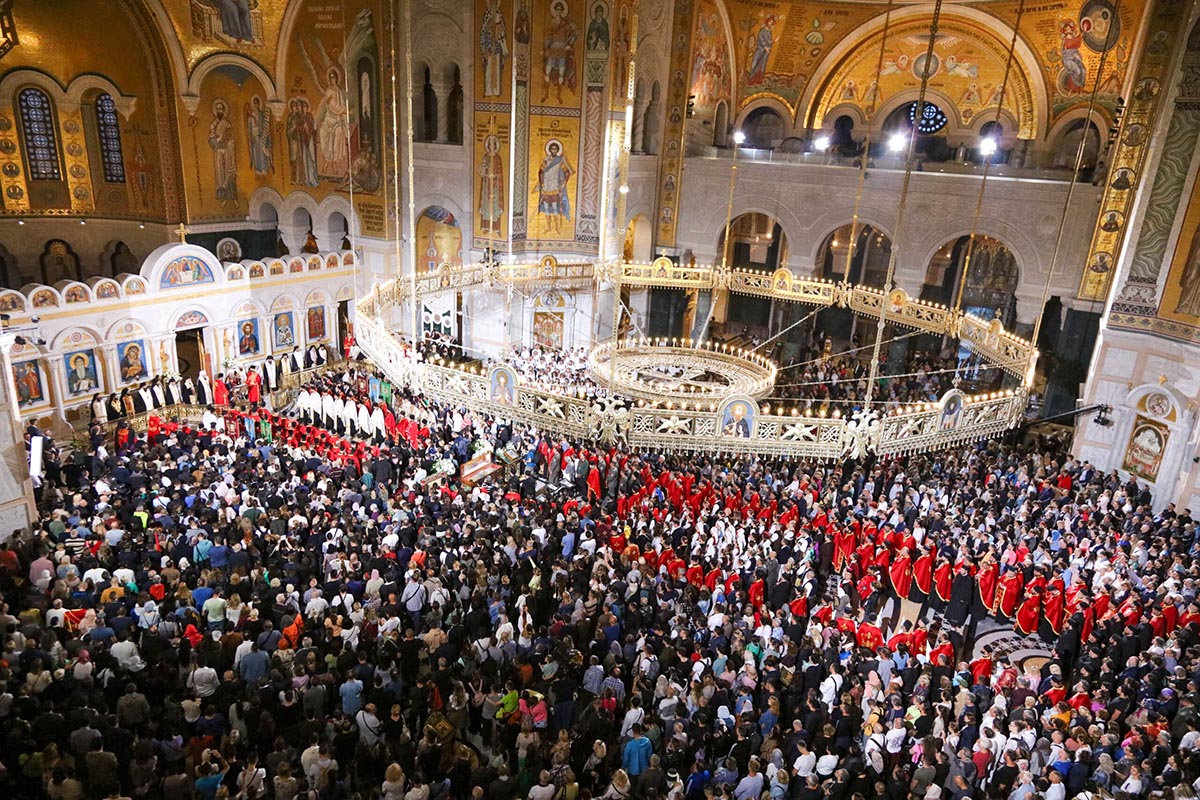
[353,260,1034,459]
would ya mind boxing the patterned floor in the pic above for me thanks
[968,618,1054,671]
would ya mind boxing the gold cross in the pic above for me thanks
[176,222,188,243]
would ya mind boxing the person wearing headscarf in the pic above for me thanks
[138,600,161,630]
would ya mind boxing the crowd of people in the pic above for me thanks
[2,345,1196,800]
[766,325,996,418]
[496,347,602,400]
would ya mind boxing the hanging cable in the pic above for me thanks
[771,361,999,390]
[862,0,945,406]
[389,3,403,323]
[951,0,1026,313]
[1031,0,1122,347]
[775,327,931,373]
[752,303,823,354]
[403,0,419,343]
[839,0,896,284]
[339,0,356,255]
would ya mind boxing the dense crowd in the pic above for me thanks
[3,351,1197,800]
[497,347,601,399]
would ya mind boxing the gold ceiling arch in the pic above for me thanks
[807,13,1038,138]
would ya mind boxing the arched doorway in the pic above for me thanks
[624,214,652,262]
[1053,118,1101,171]
[832,114,857,155]
[922,235,1019,325]
[713,101,729,148]
[416,207,462,342]
[880,100,952,161]
[329,211,350,250]
[293,208,316,252]
[741,107,785,149]
[714,213,788,340]
[816,223,894,339]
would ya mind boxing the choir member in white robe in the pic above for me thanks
[370,403,386,444]
[357,401,371,439]
[322,391,336,428]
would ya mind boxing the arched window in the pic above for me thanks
[18,87,62,181]
[906,101,948,135]
[94,93,125,183]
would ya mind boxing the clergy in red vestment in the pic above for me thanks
[910,549,934,603]
[888,549,913,599]
[995,569,1023,622]
[246,367,262,405]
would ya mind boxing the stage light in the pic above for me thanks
[618,184,629,194]
[888,133,907,153]
[733,130,746,145]
[813,135,830,151]
[979,138,998,156]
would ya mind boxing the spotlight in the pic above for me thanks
[733,130,746,145]
[888,133,907,153]
[16,220,23,226]
[618,184,629,194]
[813,135,830,152]
[979,138,997,156]
[79,219,86,225]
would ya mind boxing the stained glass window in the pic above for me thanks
[95,94,125,183]
[907,101,949,135]
[18,88,61,181]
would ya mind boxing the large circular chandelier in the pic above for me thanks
[588,337,777,406]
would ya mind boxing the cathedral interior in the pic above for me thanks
[0,0,1199,530]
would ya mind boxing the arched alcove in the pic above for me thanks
[1052,118,1101,170]
[625,214,653,263]
[741,107,785,149]
[329,211,350,250]
[421,64,438,143]
[713,101,729,148]
[922,235,1019,325]
[816,223,894,339]
[643,81,663,155]
[715,213,789,336]
[447,64,464,145]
